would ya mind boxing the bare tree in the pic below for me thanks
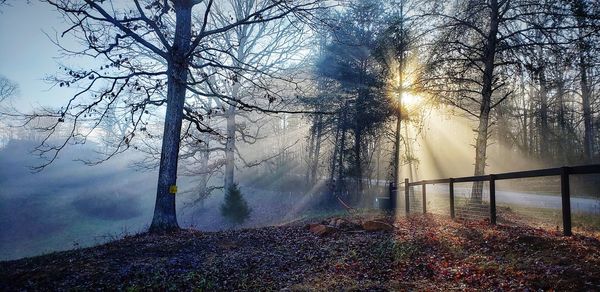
[191,0,312,191]
[0,75,18,102]
[570,0,598,161]
[423,0,559,200]
[30,0,320,232]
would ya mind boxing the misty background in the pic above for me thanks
[1,0,600,260]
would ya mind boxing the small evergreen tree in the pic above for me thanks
[220,184,251,225]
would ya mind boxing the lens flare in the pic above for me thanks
[401,92,422,108]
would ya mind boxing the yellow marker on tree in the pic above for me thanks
[169,185,178,194]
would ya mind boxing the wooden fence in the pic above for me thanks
[390,165,600,236]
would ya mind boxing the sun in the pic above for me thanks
[401,92,423,109]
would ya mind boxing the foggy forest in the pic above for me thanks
[1,0,600,290]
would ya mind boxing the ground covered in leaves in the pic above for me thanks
[1,213,599,291]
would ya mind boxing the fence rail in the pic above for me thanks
[390,164,600,236]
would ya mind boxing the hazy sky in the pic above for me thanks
[0,1,80,111]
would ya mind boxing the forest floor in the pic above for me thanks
[1,213,600,291]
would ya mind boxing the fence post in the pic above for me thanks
[405,178,410,215]
[449,178,455,219]
[422,184,427,214]
[489,175,497,225]
[560,167,572,236]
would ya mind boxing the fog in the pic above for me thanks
[401,107,546,180]
[0,135,331,260]
[0,139,152,260]
[0,0,598,264]
[2,110,599,260]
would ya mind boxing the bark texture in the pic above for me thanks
[150,1,193,233]
[471,0,500,202]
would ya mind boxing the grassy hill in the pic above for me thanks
[1,214,599,291]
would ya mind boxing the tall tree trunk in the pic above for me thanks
[404,120,415,182]
[376,138,381,183]
[520,73,529,155]
[336,109,347,196]
[579,54,594,161]
[472,112,491,203]
[522,107,528,154]
[394,61,404,187]
[573,0,595,162]
[528,95,536,157]
[306,120,316,184]
[394,112,402,183]
[354,127,363,194]
[311,116,323,185]
[538,67,549,159]
[224,26,247,190]
[224,101,237,190]
[198,134,211,202]
[471,0,499,203]
[496,104,508,159]
[329,114,341,188]
[557,76,567,163]
[150,1,192,233]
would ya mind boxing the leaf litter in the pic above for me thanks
[1,213,599,291]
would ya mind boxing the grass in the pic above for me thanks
[375,239,421,261]
[496,204,600,232]
[421,195,600,232]
[1,212,599,291]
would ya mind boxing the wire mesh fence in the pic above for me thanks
[495,177,563,231]
[387,165,600,236]
[423,184,451,216]
[407,186,424,214]
[394,188,407,216]
[570,174,600,233]
[453,182,490,221]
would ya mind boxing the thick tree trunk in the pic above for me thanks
[471,0,499,203]
[472,111,491,202]
[150,2,193,233]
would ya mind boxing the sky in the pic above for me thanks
[0,1,79,111]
